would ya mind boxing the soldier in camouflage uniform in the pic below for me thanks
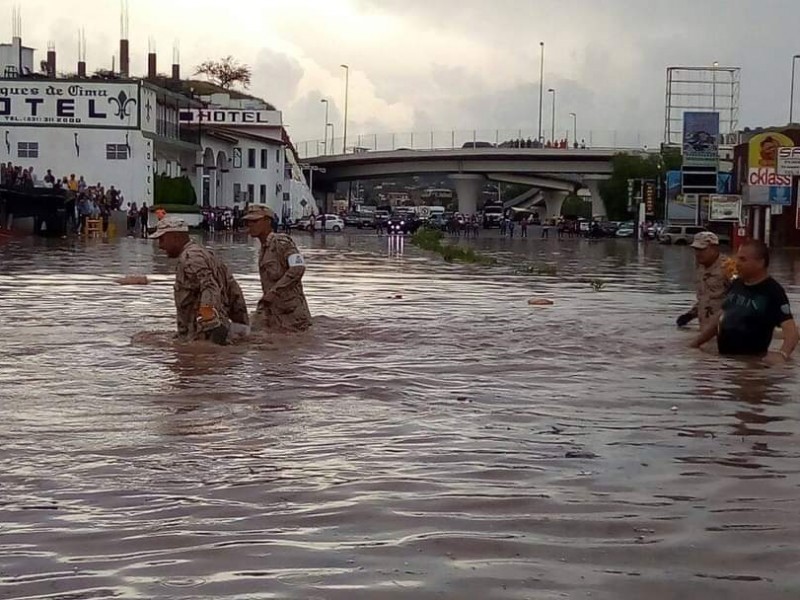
[677,231,731,328]
[244,205,312,332]
[151,218,249,344]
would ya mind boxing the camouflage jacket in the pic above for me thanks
[174,241,249,340]
[255,233,312,331]
[693,255,730,326]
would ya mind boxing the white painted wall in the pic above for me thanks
[0,126,152,205]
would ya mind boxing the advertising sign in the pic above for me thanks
[748,132,794,187]
[179,109,280,128]
[777,146,800,176]
[643,181,656,215]
[0,81,140,129]
[769,185,792,205]
[682,112,719,167]
[708,195,742,221]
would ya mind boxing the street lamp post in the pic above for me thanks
[327,123,335,155]
[569,112,577,147]
[320,98,329,155]
[712,61,719,113]
[547,88,556,143]
[538,41,544,143]
[791,55,800,123]
[341,64,350,154]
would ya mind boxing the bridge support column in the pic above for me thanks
[584,180,607,220]
[450,174,485,215]
[543,190,569,220]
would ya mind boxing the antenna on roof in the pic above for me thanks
[120,0,129,39]
[79,28,86,62]
[12,4,22,38]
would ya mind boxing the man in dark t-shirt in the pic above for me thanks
[691,240,799,364]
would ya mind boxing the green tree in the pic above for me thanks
[599,149,681,220]
[561,194,591,219]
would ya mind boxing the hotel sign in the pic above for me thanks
[179,109,280,128]
[0,82,140,129]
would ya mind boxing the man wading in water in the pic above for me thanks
[691,240,799,364]
[151,218,249,345]
[244,205,313,332]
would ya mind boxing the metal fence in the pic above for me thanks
[296,128,663,159]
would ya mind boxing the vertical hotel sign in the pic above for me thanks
[682,112,719,167]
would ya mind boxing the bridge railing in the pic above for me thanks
[296,128,663,159]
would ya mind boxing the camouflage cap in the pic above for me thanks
[691,231,720,249]
[243,205,276,221]
[149,217,189,238]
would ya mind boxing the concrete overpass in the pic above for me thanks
[306,147,632,218]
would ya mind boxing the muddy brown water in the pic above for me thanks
[2,232,800,599]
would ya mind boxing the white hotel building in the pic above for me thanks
[0,35,316,222]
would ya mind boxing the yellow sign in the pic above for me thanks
[748,132,794,169]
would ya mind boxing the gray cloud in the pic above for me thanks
[251,49,304,108]
[14,0,800,146]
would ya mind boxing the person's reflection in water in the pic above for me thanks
[726,367,791,439]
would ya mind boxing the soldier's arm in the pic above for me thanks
[174,262,191,338]
[271,240,306,292]
[690,315,719,349]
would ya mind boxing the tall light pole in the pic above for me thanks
[547,88,556,143]
[712,61,719,113]
[341,64,350,154]
[327,123,335,156]
[569,112,577,147]
[320,98,329,155]
[538,41,544,143]
[790,55,800,123]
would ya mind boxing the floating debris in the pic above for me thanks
[116,275,149,285]
[528,298,554,306]
[565,450,598,459]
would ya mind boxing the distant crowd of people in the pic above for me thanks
[500,138,588,149]
[0,161,129,236]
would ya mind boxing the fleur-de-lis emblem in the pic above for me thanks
[108,90,137,121]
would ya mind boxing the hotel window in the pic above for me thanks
[18,142,39,158]
[276,148,281,162]
[234,183,241,202]
[260,149,268,169]
[106,144,128,160]
[247,184,255,202]
[260,184,267,203]
[247,148,256,169]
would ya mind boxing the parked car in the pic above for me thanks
[427,214,447,230]
[294,216,312,230]
[310,214,345,232]
[343,213,361,227]
[357,212,376,228]
[615,221,636,238]
[659,225,706,245]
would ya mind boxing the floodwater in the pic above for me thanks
[2,231,800,600]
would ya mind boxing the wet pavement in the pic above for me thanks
[2,231,800,599]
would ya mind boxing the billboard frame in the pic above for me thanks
[664,66,741,146]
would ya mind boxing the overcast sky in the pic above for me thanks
[9,0,800,146]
